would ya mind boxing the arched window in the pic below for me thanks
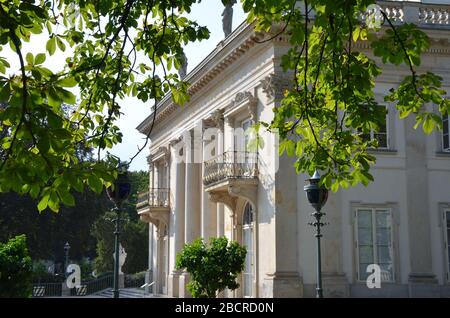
[242,202,254,297]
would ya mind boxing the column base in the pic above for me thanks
[322,272,350,298]
[145,269,153,294]
[262,272,303,298]
[168,271,181,298]
[408,273,439,298]
[179,271,192,298]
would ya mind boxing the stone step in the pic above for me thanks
[94,288,146,298]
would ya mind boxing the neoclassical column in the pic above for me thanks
[179,129,201,298]
[214,110,226,238]
[147,155,154,190]
[404,115,438,296]
[184,129,201,243]
[201,120,218,240]
[167,137,185,298]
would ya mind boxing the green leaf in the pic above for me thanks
[422,115,436,134]
[57,88,76,104]
[35,53,46,65]
[88,175,103,194]
[46,37,56,55]
[26,53,34,65]
[72,177,84,192]
[30,184,40,199]
[352,26,360,42]
[58,189,75,206]
[285,139,295,157]
[48,191,60,212]
[360,28,368,41]
[37,194,50,212]
[47,87,61,108]
[56,37,66,51]
[57,77,77,87]
[331,182,339,192]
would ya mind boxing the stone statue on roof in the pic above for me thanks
[178,50,188,80]
[222,0,237,38]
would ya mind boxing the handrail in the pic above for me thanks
[137,188,170,209]
[203,151,258,186]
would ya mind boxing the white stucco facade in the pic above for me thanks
[136,0,450,297]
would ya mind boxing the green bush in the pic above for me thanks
[0,235,33,298]
[176,237,246,298]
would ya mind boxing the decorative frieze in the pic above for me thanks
[169,136,183,147]
[151,145,170,165]
[260,74,292,102]
[225,91,258,121]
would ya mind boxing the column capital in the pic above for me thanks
[210,109,225,131]
[169,136,183,147]
[224,115,234,128]
[260,73,292,103]
[146,154,153,165]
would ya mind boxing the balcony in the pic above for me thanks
[137,188,170,226]
[375,1,450,27]
[203,151,258,211]
[203,151,258,188]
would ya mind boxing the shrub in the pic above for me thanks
[176,237,246,298]
[0,235,33,297]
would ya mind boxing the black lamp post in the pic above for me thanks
[64,242,70,277]
[106,165,131,299]
[304,170,329,298]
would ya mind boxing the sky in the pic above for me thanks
[113,2,246,171]
[1,1,247,172]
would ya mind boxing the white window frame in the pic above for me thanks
[443,114,449,152]
[354,207,395,283]
[242,202,255,298]
[444,209,450,283]
[363,105,389,150]
[242,118,253,152]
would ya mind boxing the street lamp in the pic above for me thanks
[106,165,131,299]
[304,170,329,298]
[64,242,70,277]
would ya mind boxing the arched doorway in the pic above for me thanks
[242,202,254,297]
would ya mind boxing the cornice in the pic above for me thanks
[137,6,450,135]
[224,91,258,121]
[137,22,265,135]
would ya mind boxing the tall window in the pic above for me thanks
[242,118,252,151]
[242,202,254,297]
[355,208,394,282]
[445,210,450,281]
[361,105,389,149]
[157,162,168,188]
[443,114,449,152]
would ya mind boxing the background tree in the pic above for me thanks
[0,0,209,211]
[0,188,110,262]
[0,234,33,298]
[176,237,246,298]
[91,170,149,274]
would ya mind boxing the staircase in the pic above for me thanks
[94,288,147,298]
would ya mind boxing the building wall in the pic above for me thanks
[139,2,450,297]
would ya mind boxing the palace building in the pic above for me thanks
[136,0,450,297]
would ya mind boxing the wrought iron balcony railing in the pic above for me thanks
[203,151,258,187]
[137,188,170,209]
